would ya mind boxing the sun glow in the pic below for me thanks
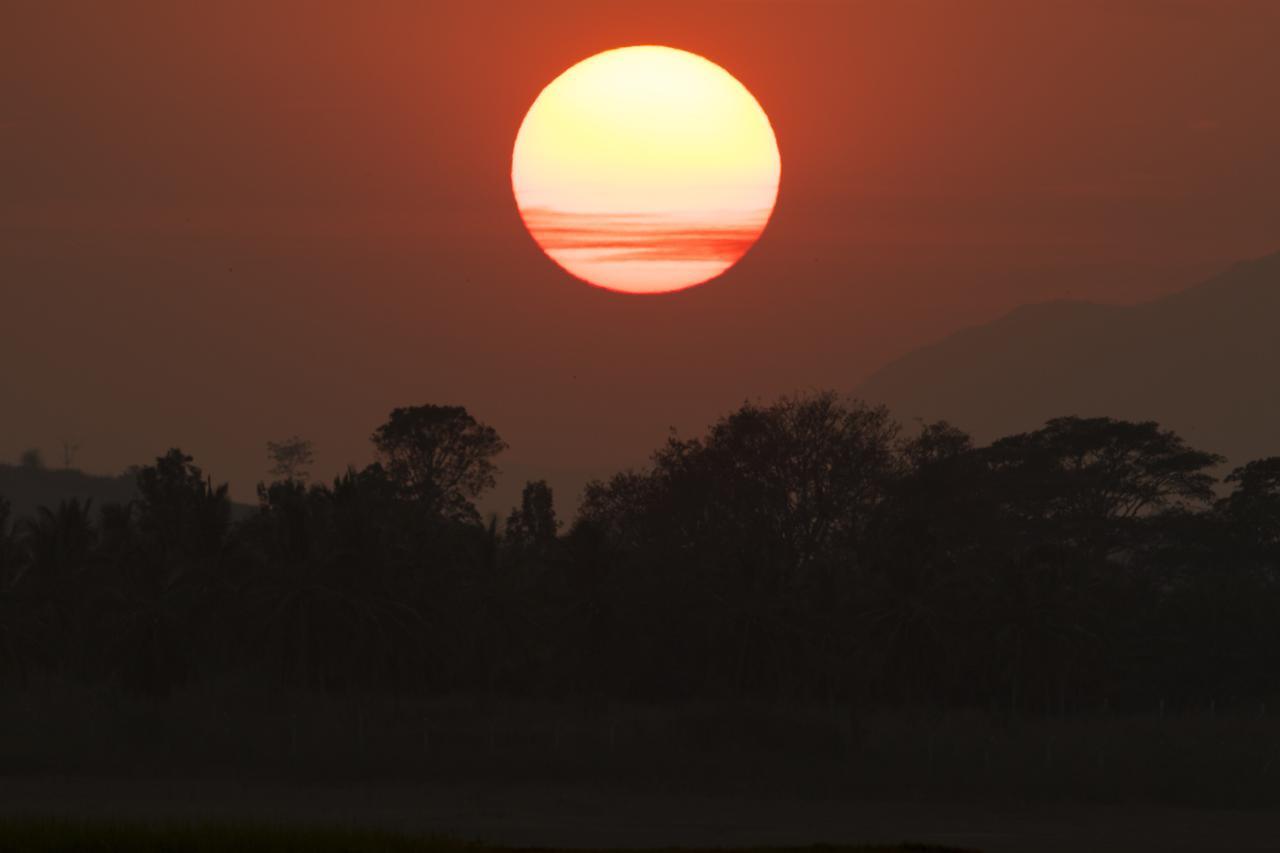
[512,46,781,294]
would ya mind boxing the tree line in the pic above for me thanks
[1,393,1277,714]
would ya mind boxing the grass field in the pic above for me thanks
[0,819,969,853]
[4,680,1279,808]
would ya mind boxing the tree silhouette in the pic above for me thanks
[3,397,1280,716]
[371,405,506,525]
[21,499,96,590]
[266,436,315,484]
[505,479,559,557]
[1220,457,1280,552]
[240,470,428,692]
[985,417,1224,558]
[0,496,40,684]
[0,497,20,580]
[134,449,229,557]
[106,450,233,697]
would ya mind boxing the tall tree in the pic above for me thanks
[985,417,1223,556]
[265,436,315,484]
[0,497,18,580]
[1220,457,1280,547]
[655,392,899,576]
[371,405,506,524]
[505,479,559,555]
[135,449,232,561]
[0,496,39,685]
[21,499,96,586]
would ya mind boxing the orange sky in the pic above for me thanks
[4,0,1280,511]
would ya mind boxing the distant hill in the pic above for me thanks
[858,249,1280,467]
[0,464,138,524]
[0,464,257,526]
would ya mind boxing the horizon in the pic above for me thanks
[7,244,1276,517]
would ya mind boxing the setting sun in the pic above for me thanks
[512,46,781,294]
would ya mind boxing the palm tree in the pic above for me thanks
[0,497,39,685]
[21,499,96,587]
[13,500,98,676]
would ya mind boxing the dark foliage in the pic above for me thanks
[1,396,1277,715]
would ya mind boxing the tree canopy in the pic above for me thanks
[1,395,1277,715]
[371,405,507,524]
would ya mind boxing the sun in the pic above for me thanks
[512,46,781,295]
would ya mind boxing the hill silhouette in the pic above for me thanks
[0,463,256,524]
[0,464,138,524]
[857,249,1280,465]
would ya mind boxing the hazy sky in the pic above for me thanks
[4,0,1280,511]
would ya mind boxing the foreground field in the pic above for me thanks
[5,685,1280,809]
[6,687,1280,852]
[0,819,961,853]
[3,779,1280,853]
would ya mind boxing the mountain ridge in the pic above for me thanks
[857,248,1280,465]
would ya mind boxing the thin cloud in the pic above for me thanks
[522,207,770,264]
